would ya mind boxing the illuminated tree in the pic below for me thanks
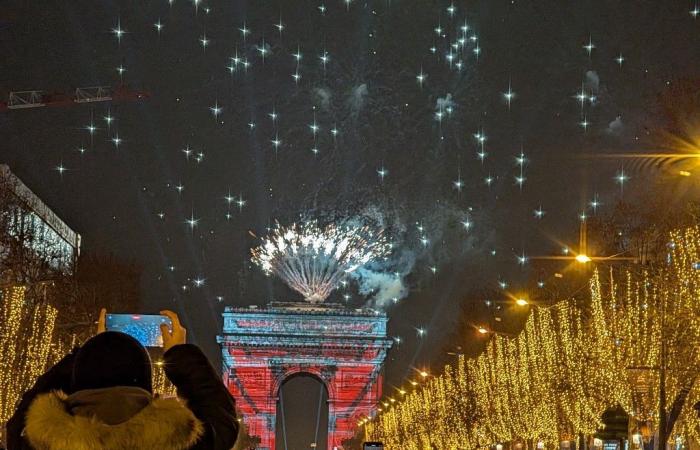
[365,225,700,450]
[589,226,700,449]
[0,286,58,445]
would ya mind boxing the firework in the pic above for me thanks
[251,221,391,303]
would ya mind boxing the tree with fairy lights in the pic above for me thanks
[364,225,700,450]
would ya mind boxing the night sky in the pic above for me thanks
[2,0,699,447]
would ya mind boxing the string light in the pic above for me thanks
[365,225,700,448]
[0,286,58,431]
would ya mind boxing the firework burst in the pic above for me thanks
[251,221,391,303]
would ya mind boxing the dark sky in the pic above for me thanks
[2,0,699,447]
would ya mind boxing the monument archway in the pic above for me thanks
[275,372,329,449]
[218,302,393,450]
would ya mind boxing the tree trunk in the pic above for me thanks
[665,376,698,438]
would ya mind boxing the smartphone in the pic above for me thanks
[105,314,172,347]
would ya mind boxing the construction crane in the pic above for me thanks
[0,84,150,112]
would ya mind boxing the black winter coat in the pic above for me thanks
[6,344,238,450]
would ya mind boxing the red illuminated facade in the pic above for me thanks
[218,303,393,450]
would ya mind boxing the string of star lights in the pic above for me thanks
[250,220,391,303]
[364,225,700,449]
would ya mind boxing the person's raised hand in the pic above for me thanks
[96,308,107,334]
[159,310,187,352]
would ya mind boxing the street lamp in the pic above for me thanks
[575,254,592,263]
[477,326,489,334]
[515,298,529,306]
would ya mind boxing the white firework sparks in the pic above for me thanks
[251,221,391,303]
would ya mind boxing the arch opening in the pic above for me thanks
[275,372,329,450]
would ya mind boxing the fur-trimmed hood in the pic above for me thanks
[24,390,204,450]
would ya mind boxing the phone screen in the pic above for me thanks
[105,314,172,347]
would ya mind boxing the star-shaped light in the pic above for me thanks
[534,206,545,218]
[239,23,250,39]
[175,183,184,193]
[590,194,601,213]
[575,84,587,108]
[154,19,163,33]
[271,135,282,150]
[583,35,595,56]
[416,68,426,86]
[104,112,114,127]
[111,134,122,148]
[319,51,330,69]
[453,177,464,191]
[192,277,206,287]
[503,80,515,109]
[210,101,222,117]
[85,122,97,134]
[691,4,700,17]
[318,4,326,14]
[54,163,67,176]
[116,65,126,76]
[199,33,210,50]
[461,220,472,231]
[517,252,528,266]
[377,166,388,181]
[257,39,269,60]
[186,212,200,230]
[268,109,278,122]
[447,3,456,16]
[579,116,590,131]
[484,175,494,186]
[615,167,630,192]
[615,53,625,67]
[235,195,246,211]
[182,145,192,160]
[308,118,320,135]
[275,17,284,34]
[111,19,125,43]
[416,327,426,337]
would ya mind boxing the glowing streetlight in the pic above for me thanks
[477,326,489,334]
[515,298,529,306]
[575,254,592,263]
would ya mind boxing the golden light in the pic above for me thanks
[399,389,406,395]
[364,227,700,449]
[575,254,592,263]
[515,298,529,306]
[679,170,692,176]
[419,370,429,378]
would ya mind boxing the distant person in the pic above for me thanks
[6,309,239,450]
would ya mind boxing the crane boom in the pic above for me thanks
[0,84,150,112]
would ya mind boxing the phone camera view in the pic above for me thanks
[106,314,172,347]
